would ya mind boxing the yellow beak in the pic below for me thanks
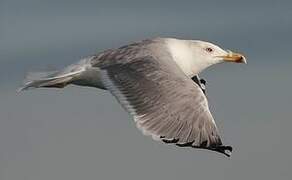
[218,50,247,64]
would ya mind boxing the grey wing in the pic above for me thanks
[99,57,232,156]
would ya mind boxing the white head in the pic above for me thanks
[166,38,246,77]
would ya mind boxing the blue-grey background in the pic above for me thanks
[1,0,291,179]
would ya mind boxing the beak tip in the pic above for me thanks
[240,56,247,64]
[221,51,247,64]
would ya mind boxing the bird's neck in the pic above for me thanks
[165,38,211,77]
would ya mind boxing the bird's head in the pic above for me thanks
[190,40,246,65]
[166,38,246,76]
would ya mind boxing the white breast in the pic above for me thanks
[165,38,195,76]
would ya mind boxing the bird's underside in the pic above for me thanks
[20,38,234,157]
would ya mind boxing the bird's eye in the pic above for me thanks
[205,47,213,53]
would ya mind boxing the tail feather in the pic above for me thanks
[18,57,94,92]
[18,70,82,92]
[25,71,58,81]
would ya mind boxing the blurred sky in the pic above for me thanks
[1,0,292,180]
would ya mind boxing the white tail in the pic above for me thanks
[18,70,83,92]
[18,57,95,92]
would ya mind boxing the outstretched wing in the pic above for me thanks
[99,56,232,156]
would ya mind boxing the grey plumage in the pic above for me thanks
[93,39,231,156]
[20,38,233,156]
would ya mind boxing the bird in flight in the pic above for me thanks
[19,38,246,157]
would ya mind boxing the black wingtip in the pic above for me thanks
[161,138,179,144]
[192,145,233,157]
[214,146,233,157]
[200,79,207,85]
[160,136,232,157]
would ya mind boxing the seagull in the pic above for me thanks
[19,38,246,157]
